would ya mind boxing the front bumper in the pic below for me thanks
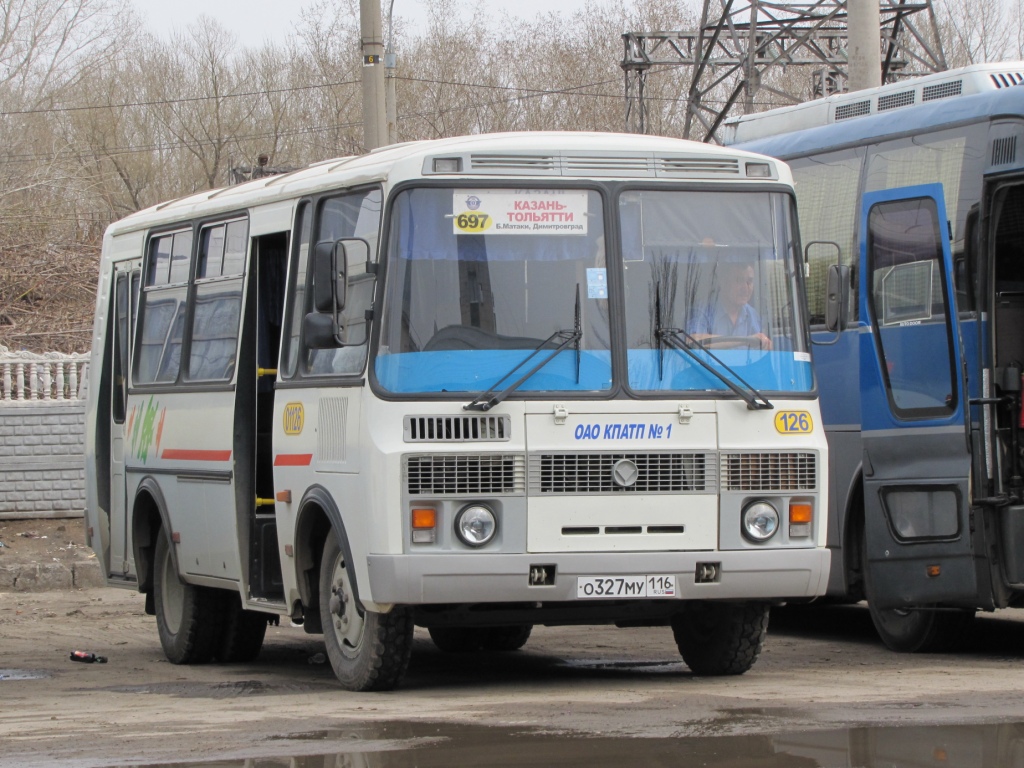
[366,548,830,604]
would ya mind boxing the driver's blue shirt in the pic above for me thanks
[689,303,762,337]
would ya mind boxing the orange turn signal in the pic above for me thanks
[412,508,437,529]
[789,503,813,524]
[927,565,941,578]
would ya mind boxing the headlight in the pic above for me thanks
[455,504,497,547]
[742,501,779,542]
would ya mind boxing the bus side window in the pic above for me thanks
[112,272,129,423]
[187,220,247,382]
[280,202,312,379]
[135,230,193,385]
[305,187,382,376]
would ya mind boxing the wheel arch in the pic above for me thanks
[841,470,866,601]
[293,485,362,619]
[132,477,173,594]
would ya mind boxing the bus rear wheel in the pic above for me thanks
[671,602,769,676]
[216,596,269,663]
[153,532,222,664]
[319,533,413,691]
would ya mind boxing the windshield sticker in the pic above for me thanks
[453,190,588,235]
[586,268,608,299]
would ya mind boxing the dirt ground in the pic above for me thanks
[6,587,1024,766]
[6,520,1024,767]
[0,517,92,570]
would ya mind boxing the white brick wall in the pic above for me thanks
[0,402,86,519]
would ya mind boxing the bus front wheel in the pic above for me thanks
[319,533,413,691]
[152,532,222,664]
[671,602,769,675]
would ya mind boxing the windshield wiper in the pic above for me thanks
[654,286,773,411]
[464,285,582,412]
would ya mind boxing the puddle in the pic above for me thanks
[0,668,49,680]
[555,658,683,674]
[117,720,1024,767]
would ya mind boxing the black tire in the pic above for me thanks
[152,532,222,664]
[320,532,413,691]
[216,595,269,663]
[862,527,975,652]
[671,602,769,676]
[481,625,532,652]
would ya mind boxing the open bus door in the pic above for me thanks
[110,260,141,580]
[858,184,978,651]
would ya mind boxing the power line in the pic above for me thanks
[0,74,796,165]
[0,78,363,117]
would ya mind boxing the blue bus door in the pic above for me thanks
[859,185,977,610]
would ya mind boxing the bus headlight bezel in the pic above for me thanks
[455,504,497,547]
[742,500,780,543]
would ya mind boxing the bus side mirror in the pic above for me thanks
[303,312,337,349]
[825,263,850,332]
[313,241,347,313]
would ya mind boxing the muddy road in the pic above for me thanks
[5,588,1024,766]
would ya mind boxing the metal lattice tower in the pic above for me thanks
[622,0,946,142]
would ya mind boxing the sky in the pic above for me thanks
[134,0,594,45]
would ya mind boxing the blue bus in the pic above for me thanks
[725,62,1024,651]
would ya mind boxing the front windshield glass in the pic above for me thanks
[377,187,611,394]
[619,190,812,393]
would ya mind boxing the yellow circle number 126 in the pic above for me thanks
[774,411,812,434]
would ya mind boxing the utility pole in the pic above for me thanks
[385,0,398,145]
[848,0,882,91]
[361,0,388,151]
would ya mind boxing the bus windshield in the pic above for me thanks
[375,185,811,396]
[376,187,612,394]
[620,189,812,394]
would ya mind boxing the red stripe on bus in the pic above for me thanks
[274,453,313,466]
[160,449,232,462]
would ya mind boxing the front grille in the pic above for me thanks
[405,454,525,496]
[530,452,711,495]
[720,452,817,492]
[404,415,510,442]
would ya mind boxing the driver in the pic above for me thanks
[688,261,772,350]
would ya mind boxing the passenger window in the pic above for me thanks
[188,219,248,381]
[137,229,193,384]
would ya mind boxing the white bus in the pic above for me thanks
[85,132,829,691]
